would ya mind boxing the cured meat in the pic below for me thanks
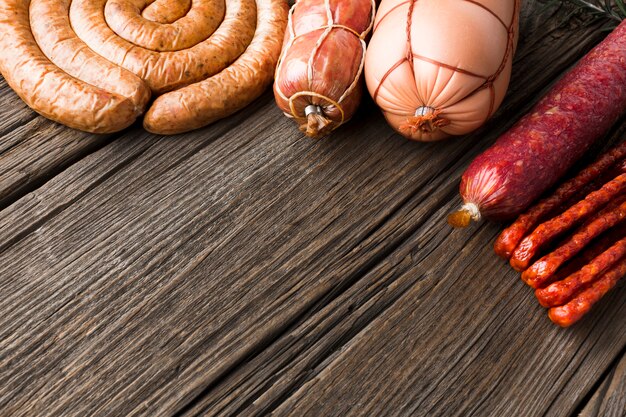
[0,0,142,133]
[536,236,626,307]
[449,20,626,226]
[0,0,288,134]
[520,196,626,287]
[494,141,626,259]
[273,0,375,138]
[493,142,626,326]
[143,0,288,134]
[365,0,520,141]
[548,256,626,327]
[511,176,626,273]
[70,0,254,93]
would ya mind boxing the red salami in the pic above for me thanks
[494,141,626,259]
[448,20,626,227]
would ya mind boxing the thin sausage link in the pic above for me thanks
[495,141,626,259]
[548,256,626,327]
[510,173,626,272]
[522,197,626,288]
[533,222,626,288]
[536,236,626,307]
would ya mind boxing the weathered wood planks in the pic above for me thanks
[0,78,116,209]
[0,1,623,416]
[580,353,626,417]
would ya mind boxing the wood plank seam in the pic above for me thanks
[180,219,497,416]
[172,184,454,416]
[571,347,626,417]
[0,94,273,255]
[0,114,38,149]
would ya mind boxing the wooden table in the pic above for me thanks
[1,2,624,416]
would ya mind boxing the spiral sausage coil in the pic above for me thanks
[0,0,288,134]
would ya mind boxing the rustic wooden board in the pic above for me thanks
[0,2,623,417]
[580,353,626,417]
[0,78,116,209]
[266,219,625,417]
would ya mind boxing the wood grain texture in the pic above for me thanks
[0,2,623,417]
[0,77,116,208]
[580,353,626,417]
[267,215,625,417]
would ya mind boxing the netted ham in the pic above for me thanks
[273,0,375,138]
[364,0,520,141]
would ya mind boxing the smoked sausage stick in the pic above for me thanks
[521,196,626,288]
[510,173,626,272]
[536,236,626,307]
[548,256,626,327]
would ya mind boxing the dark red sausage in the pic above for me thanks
[548,256,626,327]
[536,236,626,307]
[449,21,626,227]
[494,141,626,259]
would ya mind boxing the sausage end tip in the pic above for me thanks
[447,203,481,228]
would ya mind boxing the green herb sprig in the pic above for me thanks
[547,0,626,22]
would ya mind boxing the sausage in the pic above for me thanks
[273,0,375,138]
[70,0,256,93]
[542,222,626,287]
[521,196,626,288]
[536,236,626,307]
[29,0,151,111]
[449,20,626,226]
[510,173,626,272]
[142,0,191,24]
[104,0,225,51]
[143,0,289,134]
[494,141,626,259]
[548,256,626,327]
[365,0,520,141]
[0,0,140,133]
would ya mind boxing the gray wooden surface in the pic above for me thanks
[0,1,624,416]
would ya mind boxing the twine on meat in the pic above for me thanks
[274,0,375,138]
[373,0,521,137]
